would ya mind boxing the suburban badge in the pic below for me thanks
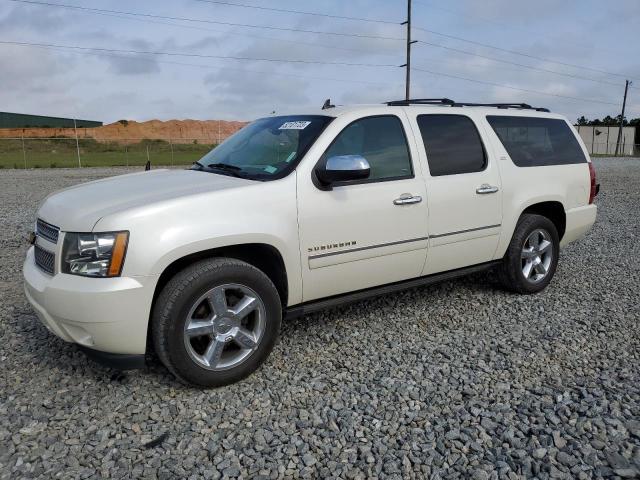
[308,241,357,254]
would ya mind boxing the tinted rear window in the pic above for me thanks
[487,116,586,167]
[417,114,486,176]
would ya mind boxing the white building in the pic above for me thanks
[575,125,637,156]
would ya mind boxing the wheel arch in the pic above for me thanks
[495,198,567,260]
[151,243,289,310]
[520,201,566,240]
[145,242,289,360]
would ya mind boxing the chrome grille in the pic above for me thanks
[34,244,55,275]
[36,218,60,244]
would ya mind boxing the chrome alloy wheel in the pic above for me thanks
[521,229,553,283]
[183,283,266,371]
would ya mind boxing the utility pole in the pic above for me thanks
[614,80,631,157]
[401,0,417,100]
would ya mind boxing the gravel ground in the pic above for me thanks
[0,159,639,479]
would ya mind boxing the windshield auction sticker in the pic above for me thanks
[279,121,311,130]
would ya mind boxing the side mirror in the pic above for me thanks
[315,155,370,185]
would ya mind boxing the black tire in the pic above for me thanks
[498,214,560,294]
[152,258,281,387]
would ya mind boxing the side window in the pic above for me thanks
[417,114,486,176]
[323,116,413,181]
[486,116,587,167]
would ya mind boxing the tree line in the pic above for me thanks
[576,114,640,127]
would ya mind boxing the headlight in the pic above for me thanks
[62,231,129,277]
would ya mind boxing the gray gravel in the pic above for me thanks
[1,159,639,479]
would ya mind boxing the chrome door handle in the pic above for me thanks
[476,184,499,194]
[393,194,423,205]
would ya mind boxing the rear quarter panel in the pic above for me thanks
[477,115,591,258]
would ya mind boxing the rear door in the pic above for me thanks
[410,111,503,275]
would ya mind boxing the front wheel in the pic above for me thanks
[498,214,560,294]
[152,258,282,387]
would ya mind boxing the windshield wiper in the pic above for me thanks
[205,162,247,178]
[207,162,242,171]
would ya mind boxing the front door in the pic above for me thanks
[411,112,503,275]
[297,112,429,302]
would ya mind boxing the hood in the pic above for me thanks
[37,169,253,232]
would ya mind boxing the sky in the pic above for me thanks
[0,0,638,124]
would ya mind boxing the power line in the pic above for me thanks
[413,0,631,69]
[65,9,407,62]
[2,0,629,109]
[413,40,625,88]
[0,39,621,107]
[413,0,565,41]
[7,0,406,41]
[0,40,398,67]
[13,0,633,90]
[413,26,639,82]
[36,43,403,88]
[411,67,620,106]
[193,0,399,25]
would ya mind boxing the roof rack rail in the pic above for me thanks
[385,98,549,112]
[452,102,550,112]
[386,98,455,106]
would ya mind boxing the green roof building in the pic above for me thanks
[0,112,102,129]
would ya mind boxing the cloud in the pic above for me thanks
[104,53,161,75]
[466,0,574,23]
[204,63,312,118]
[95,37,162,75]
[0,4,70,33]
[0,0,636,122]
[0,44,68,90]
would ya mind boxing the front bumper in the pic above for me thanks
[78,346,146,370]
[23,246,158,357]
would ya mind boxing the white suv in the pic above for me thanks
[23,99,598,387]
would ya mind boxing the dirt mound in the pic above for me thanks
[0,119,248,144]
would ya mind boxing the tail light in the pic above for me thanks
[588,162,598,204]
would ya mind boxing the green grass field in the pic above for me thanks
[0,138,217,169]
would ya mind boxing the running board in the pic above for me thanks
[284,260,501,319]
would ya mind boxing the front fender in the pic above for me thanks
[93,174,303,305]
[149,233,290,276]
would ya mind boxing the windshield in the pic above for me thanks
[194,115,333,180]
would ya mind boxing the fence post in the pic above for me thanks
[125,143,128,167]
[73,119,82,168]
[21,135,27,169]
[170,138,174,166]
[146,144,150,164]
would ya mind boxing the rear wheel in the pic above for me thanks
[499,214,559,294]
[152,258,281,387]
